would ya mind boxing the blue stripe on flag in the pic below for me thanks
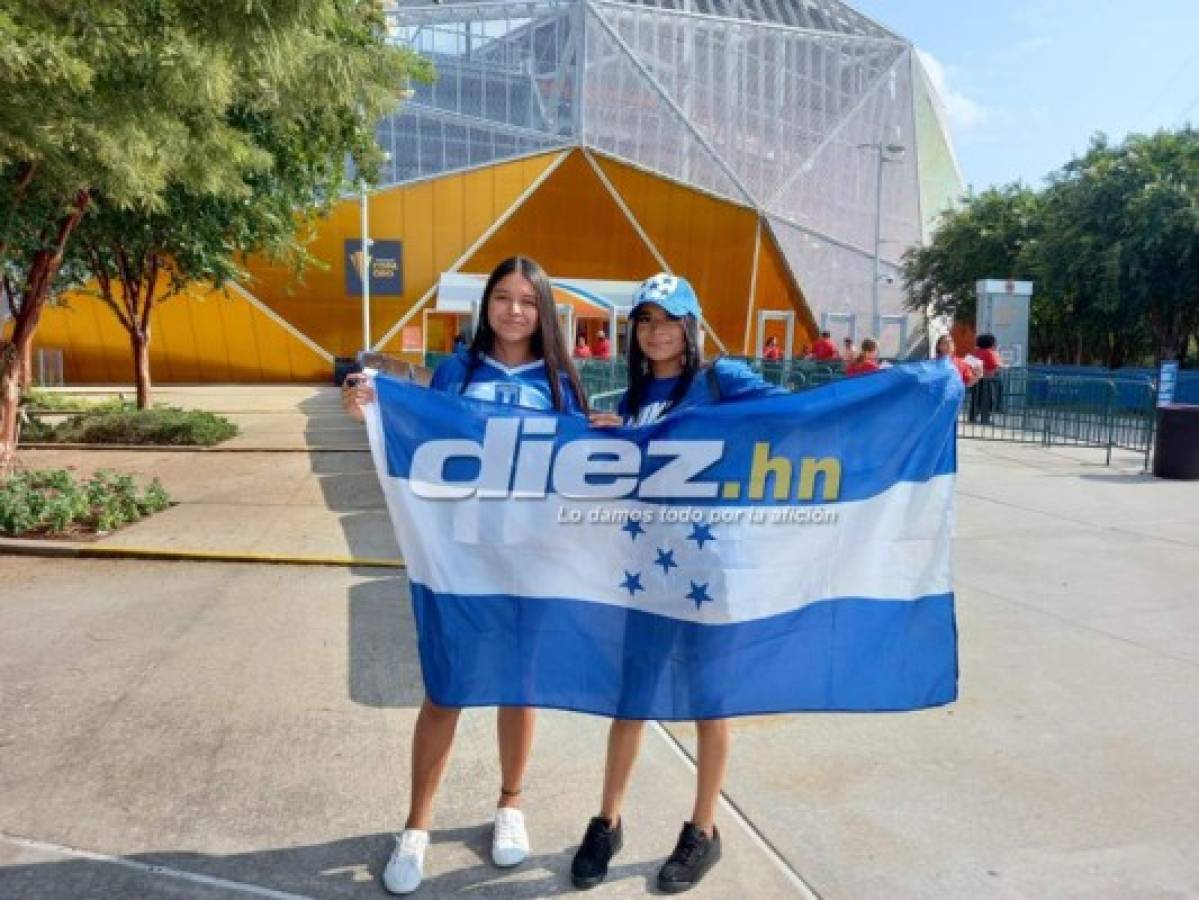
[376,359,962,507]
[410,584,958,719]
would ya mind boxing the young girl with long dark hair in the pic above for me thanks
[573,273,784,893]
[346,255,586,895]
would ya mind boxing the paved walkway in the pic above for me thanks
[2,386,1197,898]
[15,387,392,562]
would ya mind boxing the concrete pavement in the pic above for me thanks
[14,387,394,563]
[0,558,802,899]
[662,440,1199,898]
[3,386,1198,897]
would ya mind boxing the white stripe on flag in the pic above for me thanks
[367,394,952,626]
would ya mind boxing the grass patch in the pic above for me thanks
[0,469,171,537]
[21,389,132,413]
[28,406,239,446]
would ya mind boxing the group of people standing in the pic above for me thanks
[346,257,783,896]
[940,332,1006,422]
[346,257,1006,896]
[574,330,612,360]
[804,330,882,375]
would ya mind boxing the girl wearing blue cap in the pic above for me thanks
[571,273,784,893]
[346,255,586,895]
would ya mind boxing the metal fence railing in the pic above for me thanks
[576,360,627,400]
[957,369,1158,466]
[725,356,844,392]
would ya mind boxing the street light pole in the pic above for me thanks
[359,179,372,354]
[860,141,905,340]
[358,150,392,355]
[870,146,885,340]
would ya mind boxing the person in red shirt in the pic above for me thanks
[574,335,592,359]
[970,333,1004,423]
[936,334,978,387]
[974,333,1003,376]
[808,330,838,362]
[844,337,881,376]
[762,335,782,361]
[594,329,611,361]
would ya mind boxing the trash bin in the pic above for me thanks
[1152,404,1199,480]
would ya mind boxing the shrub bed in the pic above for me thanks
[0,469,171,537]
[27,406,238,446]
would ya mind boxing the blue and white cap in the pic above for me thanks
[630,273,701,320]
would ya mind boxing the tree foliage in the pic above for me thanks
[0,1,432,458]
[904,128,1199,366]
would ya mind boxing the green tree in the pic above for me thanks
[1030,131,1199,365]
[1107,129,1199,362]
[905,128,1199,367]
[0,0,428,469]
[902,184,1041,327]
[72,6,430,409]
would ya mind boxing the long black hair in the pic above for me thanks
[623,309,702,420]
[461,256,587,414]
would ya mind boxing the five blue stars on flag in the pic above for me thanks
[616,520,717,609]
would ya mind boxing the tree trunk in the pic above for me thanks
[18,337,33,391]
[1152,305,1187,363]
[0,189,90,475]
[0,348,21,477]
[0,313,38,477]
[1109,332,1126,370]
[131,328,151,409]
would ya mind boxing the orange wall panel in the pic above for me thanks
[460,151,659,282]
[593,154,761,353]
[26,282,330,384]
[238,150,561,361]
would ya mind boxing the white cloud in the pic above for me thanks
[917,49,989,132]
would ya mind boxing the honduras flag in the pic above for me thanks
[364,361,961,720]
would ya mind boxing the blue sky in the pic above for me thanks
[851,0,1199,191]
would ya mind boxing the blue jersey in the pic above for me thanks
[618,358,785,426]
[430,348,583,414]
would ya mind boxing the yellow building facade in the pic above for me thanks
[28,148,816,384]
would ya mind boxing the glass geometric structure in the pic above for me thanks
[382,0,963,352]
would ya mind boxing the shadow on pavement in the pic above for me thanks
[0,831,659,898]
[295,392,419,712]
[346,569,423,709]
[1077,471,1157,484]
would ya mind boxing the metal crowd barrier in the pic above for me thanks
[957,368,1158,466]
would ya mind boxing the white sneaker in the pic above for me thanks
[383,829,428,895]
[491,807,530,867]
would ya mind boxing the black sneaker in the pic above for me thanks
[570,816,623,889]
[657,822,722,893]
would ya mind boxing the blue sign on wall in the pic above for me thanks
[1158,360,1179,408]
[345,239,403,296]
